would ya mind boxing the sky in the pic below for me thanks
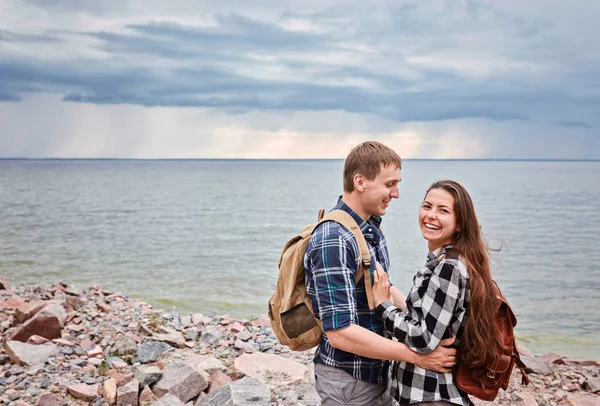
[0,0,599,159]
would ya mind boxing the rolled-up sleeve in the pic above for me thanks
[306,225,359,331]
[375,261,466,354]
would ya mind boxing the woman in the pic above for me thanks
[373,180,503,405]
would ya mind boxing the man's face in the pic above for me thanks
[361,164,401,217]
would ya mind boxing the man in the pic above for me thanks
[304,141,456,406]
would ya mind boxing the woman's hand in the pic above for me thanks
[413,337,457,374]
[372,261,390,307]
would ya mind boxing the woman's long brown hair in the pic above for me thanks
[425,180,502,368]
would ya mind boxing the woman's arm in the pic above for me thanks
[372,260,467,354]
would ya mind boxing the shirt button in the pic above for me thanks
[368,228,372,232]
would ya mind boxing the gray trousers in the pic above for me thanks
[314,363,395,406]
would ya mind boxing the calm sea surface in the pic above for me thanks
[1,160,599,359]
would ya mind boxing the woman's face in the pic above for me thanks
[419,188,459,252]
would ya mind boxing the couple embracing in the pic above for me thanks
[304,141,501,406]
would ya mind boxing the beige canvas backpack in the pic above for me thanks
[268,209,375,351]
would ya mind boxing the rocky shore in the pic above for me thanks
[0,276,598,406]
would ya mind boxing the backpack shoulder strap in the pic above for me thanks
[319,209,375,309]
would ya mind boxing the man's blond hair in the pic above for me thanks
[343,141,402,192]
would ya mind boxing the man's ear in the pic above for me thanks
[354,174,365,192]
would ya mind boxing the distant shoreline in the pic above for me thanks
[1,158,600,162]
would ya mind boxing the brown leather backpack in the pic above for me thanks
[455,283,530,400]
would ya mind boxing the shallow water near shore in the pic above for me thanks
[1,159,599,360]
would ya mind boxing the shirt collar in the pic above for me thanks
[332,197,383,241]
[426,244,454,262]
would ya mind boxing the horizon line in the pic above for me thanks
[1,157,600,163]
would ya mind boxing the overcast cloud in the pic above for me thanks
[0,0,598,158]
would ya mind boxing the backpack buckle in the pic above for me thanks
[362,257,371,268]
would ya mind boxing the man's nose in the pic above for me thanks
[390,186,399,199]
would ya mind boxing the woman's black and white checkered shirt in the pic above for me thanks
[375,244,473,405]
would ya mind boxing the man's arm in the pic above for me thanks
[327,325,456,373]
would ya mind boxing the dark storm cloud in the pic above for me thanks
[0,1,598,127]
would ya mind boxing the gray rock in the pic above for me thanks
[131,341,171,364]
[152,362,208,403]
[200,331,219,347]
[236,331,252,342]
[153,393,186,406]
[586,377,600,393]
[109,336,138,357]
[116,379,138,406]
[184,329,200,341]
[197,377,271,406]
[134,365,163,387]
[521,355,554,376]
[36,392,58,406]
[4,341,60,366]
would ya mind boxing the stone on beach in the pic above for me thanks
[234,352,308,385]
[134,365,163,387]
[11,303,67,342]
[103,378,117,406]
[16,301,47,323]
[139,385,158,403]
[567,394,600,406]
[152,361,208,402]
[521,354,554,376]
[116,380,139,406]
[35,393,57,406]
[132,341,172,364]
[197,377,271,406]
[66,382,99,402]
[0,276,12,290]
[4,341,60,366]
[154,393,186,406]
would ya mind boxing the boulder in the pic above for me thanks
[515,391,539,406]
[16,301,47,323]
[566,394,600,406]
[586,377,600,394]
[139,386,158,403]
[186,355,227,375]
[109,335,138,357]
[253,313,271,327]
[35,393,57,406]
[197,377,271,406]
[134,365,163,387]
[0,276,12,290]
[103,378,117,406]
[208,370,232,393]
[152,362,208,403]
[132,341,172,364]
[154,393,186,406]
[234,352,308,385]
[11,303,67,342]
[154,332,187,349]
[116,380,139,406]
[521,354,554,376]
[66,383,99,402]
[4,341,59,366]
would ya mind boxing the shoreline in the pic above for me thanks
[1,277,599,405]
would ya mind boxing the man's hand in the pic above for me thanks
[372,262,390,307]
[412,337,457,373]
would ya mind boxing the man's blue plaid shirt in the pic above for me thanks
[304,198,392,384]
